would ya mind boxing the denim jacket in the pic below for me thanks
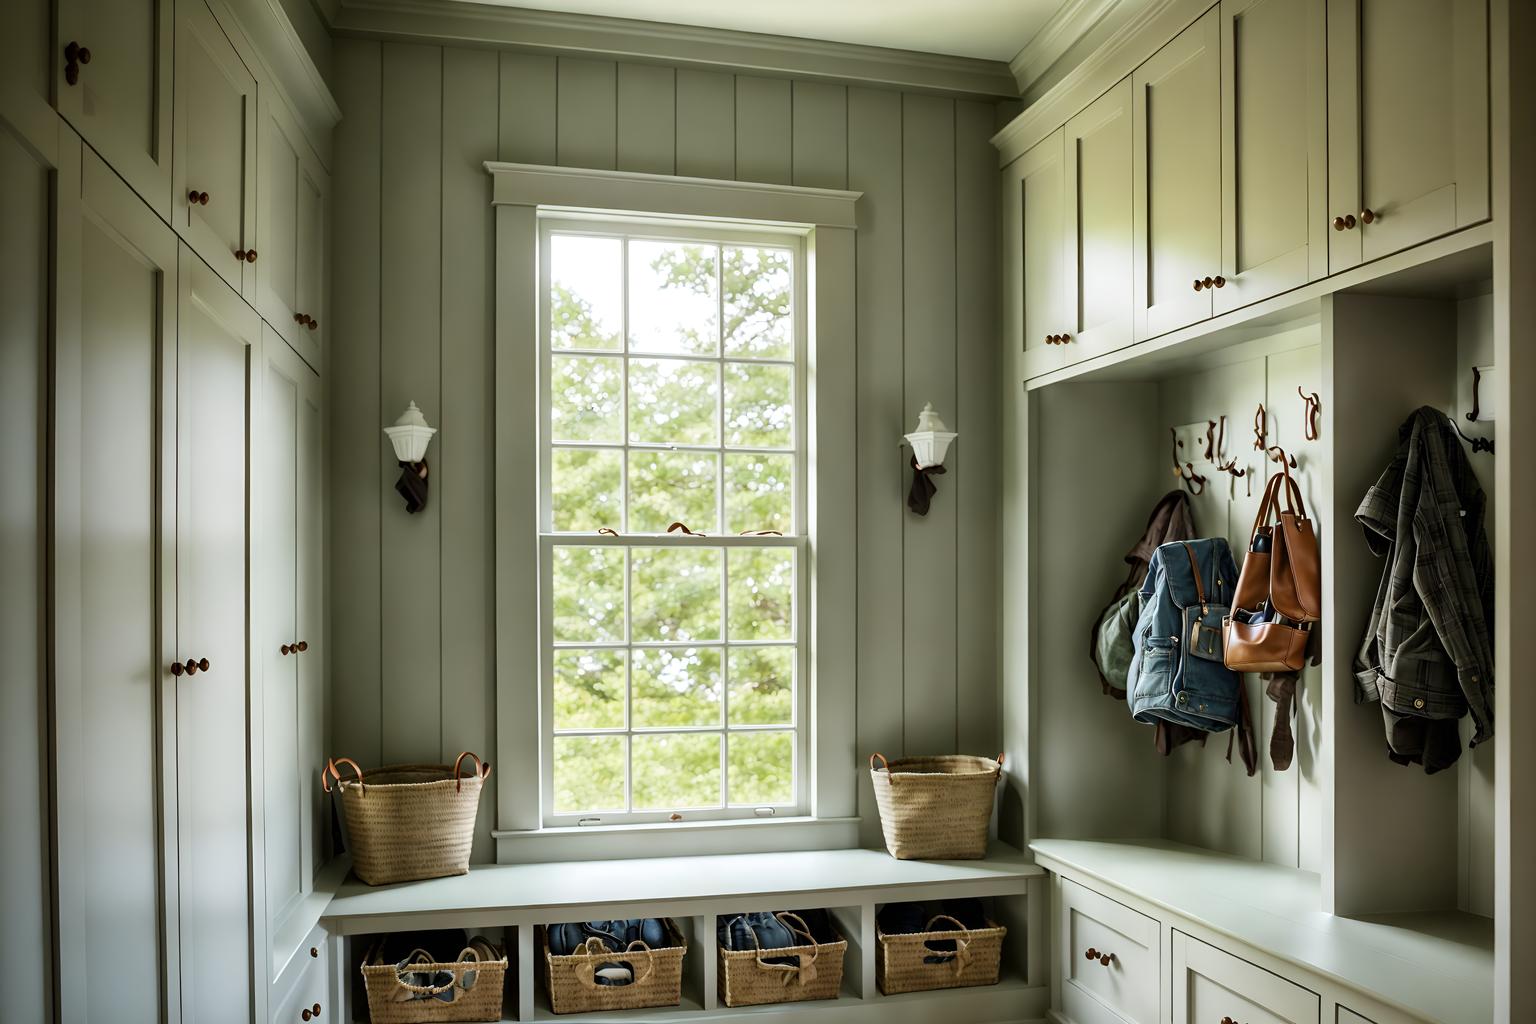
[1128,538,1241,732]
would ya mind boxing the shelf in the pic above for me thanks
[1031,839,1493,1024]
[322,844,1042,935]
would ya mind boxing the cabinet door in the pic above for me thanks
[0,111,56,1024]
[259,95,327,369]
[1011,128,1070,380]
[1133,8,1220,340]
[297,352,326,878]
[55,0,174,219]
[1218,0,1327,313]
[175,247,255,1021]
[1327,0,1488,270]
[0,0,55,149]
[1172,931,1320,1024]
[54,141,181,1024]
[173,0,258,296]
[1059,878,1160,1024]
[1063,79,1133,362]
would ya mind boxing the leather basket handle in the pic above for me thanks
[322,756,365,794]
[452,751,492,792]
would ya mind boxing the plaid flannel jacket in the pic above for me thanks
[1354,406,1494,755]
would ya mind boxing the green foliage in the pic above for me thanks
[547,235,799,814]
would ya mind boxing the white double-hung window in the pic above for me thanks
[538,217,809,825]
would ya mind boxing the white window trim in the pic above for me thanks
[487,161,862,861]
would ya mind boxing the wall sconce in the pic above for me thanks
[384,401,437,514]
[903,402,958,516]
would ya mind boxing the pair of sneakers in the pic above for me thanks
[548,919,670,986]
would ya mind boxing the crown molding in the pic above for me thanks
[1007,0,1127,96]
[992,0,1205,165]
[327,0,1020,99]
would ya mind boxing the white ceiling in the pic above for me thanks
[456,0,1071,62]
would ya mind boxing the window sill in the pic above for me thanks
[492,815,861,864]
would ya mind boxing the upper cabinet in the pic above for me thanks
[174,0,259,297]
[1008,128,1070,377]
[1063,78,1134,359]
[55,0,174,221]
[259,96,328,371]
[1133,8,1221,341]
[1218,0,1328,313]
[1326,0,1489,270]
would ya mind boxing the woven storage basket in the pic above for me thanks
[323,751,490,885]
[361,937,507,1023]
[869,753,1004,859]
[717,912,847,1008]
[876,914,1006,995]
[542,920,687,1015]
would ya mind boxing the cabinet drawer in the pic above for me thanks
[1173,931,1319,1024]
[1060,878,1160,1024]
[273,923,331,1023]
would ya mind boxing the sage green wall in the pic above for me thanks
[329,37,1005,856]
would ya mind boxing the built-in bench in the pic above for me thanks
[316,845,1048,1022]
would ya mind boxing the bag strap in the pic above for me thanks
[321,756,365,794]
[451,751,492,792]
[1247,472,1285,545]
[1180,542,1209,614]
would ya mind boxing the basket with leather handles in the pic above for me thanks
[542,920,687,1014]
[362,937,507,1023]
[1224,459,1321,673]
[876,913,1006,995]
[869,753,1004,859]
[718,912,847,1007]
[321,751,490,885]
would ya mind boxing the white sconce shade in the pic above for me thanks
[904,402,958,469]
[384,401,437,464]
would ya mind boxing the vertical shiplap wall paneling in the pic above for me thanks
[498,53,557,164]
[330,38,384,766]
[555,58,617,170]
[954,100,1002,758]
[617,64,676,175]
[440,46,500,862]
[848,87,907,847]
[333,52,1009,849]
[792,82,848,189]
[900,94,959,755]
[379,43,445,763]
[735,76,793,184]
[675,70,736,180]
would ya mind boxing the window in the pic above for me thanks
[538,217,808,825]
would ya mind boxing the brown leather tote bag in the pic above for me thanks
[1268,458,1321,622]
[1224,469,1314,673]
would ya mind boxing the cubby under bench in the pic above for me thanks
[1032,840,1493,1024]
[307,845,1048,1023]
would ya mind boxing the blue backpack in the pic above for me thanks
[1128,538,1241,732]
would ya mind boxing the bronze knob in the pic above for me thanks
[171,662,184,676]
[280,644,292,655]
[1059,333,1071,344]
[309,946,319,958]
[1333,213,1357,231]
[1221,1018,1237,1024]
[1202,276,1215,289]
[1084,948,1099,960]
[297,641,309,652]
[245,249,258,263]
[301,1011,311,1022]
[1098,952,1112,966]
[307,318,318,331]
[64,42,91,85]
[235,249,248,261]
[188,190,209,205]
[183,659,198,677]
[313,1004,322,1016]
[1193,278,1205,292]
[1360,208,1377,224]
[1212,275,1226,288]
[191,657,210,673]
[293,313,304,323]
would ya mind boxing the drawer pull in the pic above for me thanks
[1083,946,1113,966]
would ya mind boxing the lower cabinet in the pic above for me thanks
[1059,879,1159,1024]
[272,924,332,1024]
[1172,931,1319,1024]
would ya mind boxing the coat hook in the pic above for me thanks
[1253,403,1267,451]
[1467,366,1483,422]
[1266,445,1297,469]
[1298,387,1321,440]
[1173,461,1208,495]
[1452,419,1494,455]
[1202,420,1217,462]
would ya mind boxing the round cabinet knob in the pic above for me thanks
[244,249,258,263]
[301,1011,311,1022]
[297,641,309,653]
[1360,207,1377,224]
[1084,948,1099,961]
[188,190,209,205]
[1221,1018,1237,1024]
[1059,333,1072,344]
[170,662,184,676]
[187,657,210,674]
[1098,952,1112,966]
[280,644,292,656]
[293,313,305,323]
[1212,276,1226,288]
[183,659,198,677]
[307,318,318,331]
[1333,213,1357,231]
[1202,277,1215,289]
[235,249,248,261]
[1192,278,1204,292]
[309,946,319,958]
[313,1004,322,1017]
